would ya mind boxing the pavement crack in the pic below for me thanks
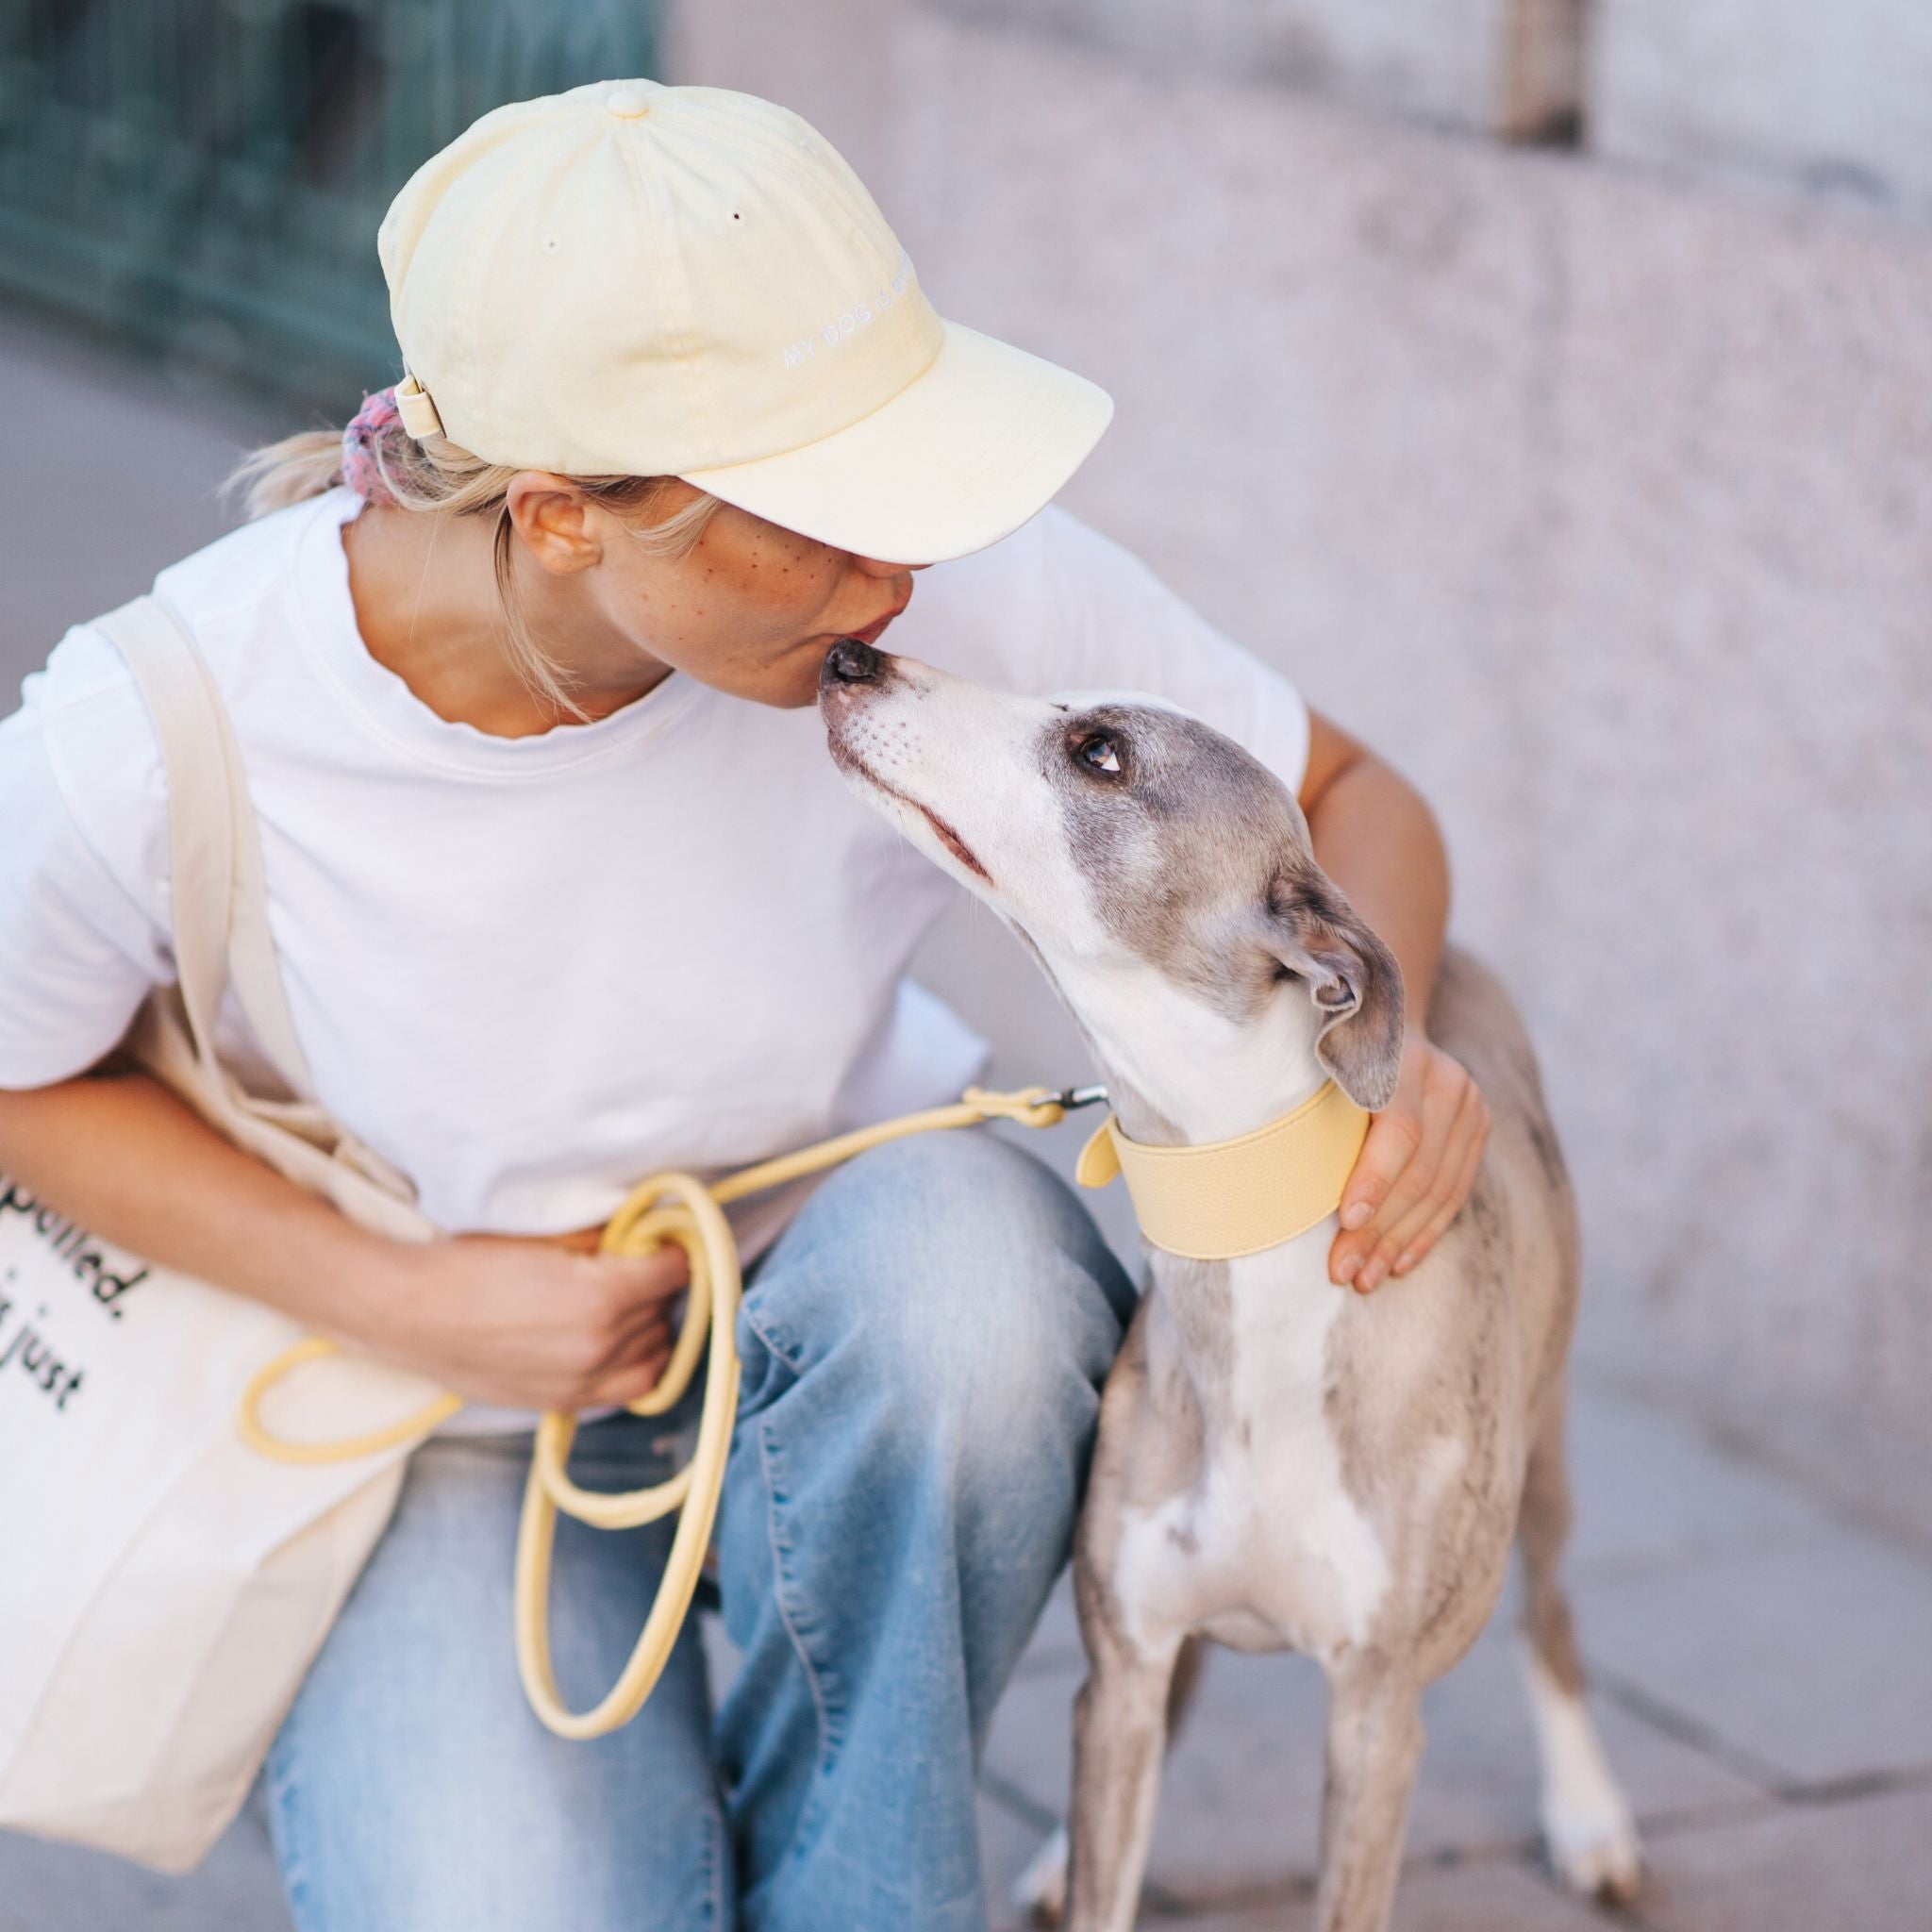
[1591,1662,1796,1792]
[1779,1761,1932,1807]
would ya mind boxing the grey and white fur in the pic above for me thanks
[818,641,1642,1932]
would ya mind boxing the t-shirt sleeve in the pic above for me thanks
[0,630,174,1088]
[1012,508,1313,798]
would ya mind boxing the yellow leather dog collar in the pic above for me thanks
[1075,1079,1371,1261]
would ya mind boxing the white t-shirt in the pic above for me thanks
[0,485,1309,1432]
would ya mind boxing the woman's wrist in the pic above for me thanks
[264,1199,432,1357]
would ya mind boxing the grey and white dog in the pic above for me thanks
[819,640,1642,1932]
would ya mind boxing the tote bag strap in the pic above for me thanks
[88,592,316,1100]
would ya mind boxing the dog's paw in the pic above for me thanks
[1011,1824,1069,1926]
[1543,1793,1643,1907]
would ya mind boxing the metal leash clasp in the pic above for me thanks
[1052,1084,1109,1112]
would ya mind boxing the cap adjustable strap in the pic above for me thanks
[1075,1078,1371,1261]
[394,371,444,439]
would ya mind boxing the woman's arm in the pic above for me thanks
[0,1067,686,1410]
[1299,708,1491,1293]
[0,631,690,1410]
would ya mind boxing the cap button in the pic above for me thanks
[605,85,651,120]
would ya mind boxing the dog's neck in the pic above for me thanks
[1059,956,1347,1424]
[1054,954,1333,1151]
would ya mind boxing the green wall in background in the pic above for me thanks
[0,0,662,417]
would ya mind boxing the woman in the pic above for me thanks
[0,80,1487,1932]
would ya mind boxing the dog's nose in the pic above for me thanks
[824,637,884,685]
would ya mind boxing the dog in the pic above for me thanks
[819,638,1642,1932]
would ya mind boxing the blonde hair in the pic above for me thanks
[221,409,722,719]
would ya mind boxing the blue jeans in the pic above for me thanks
[262,1131,1135,1932]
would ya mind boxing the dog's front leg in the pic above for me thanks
[1064,1630,1183,1932]
[1314,1663,1426,1932]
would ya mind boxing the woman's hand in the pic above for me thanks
[1330,1033,1490,1293]
[341,1229,694,1413]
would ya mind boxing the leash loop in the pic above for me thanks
[516,1174,742,1737]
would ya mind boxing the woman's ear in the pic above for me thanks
[1264,870,1407,1110]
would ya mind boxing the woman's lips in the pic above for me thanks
[828,588,913,651]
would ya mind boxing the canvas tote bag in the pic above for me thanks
[0,591,452,1872]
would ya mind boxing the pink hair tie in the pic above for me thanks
[341,386,404,507]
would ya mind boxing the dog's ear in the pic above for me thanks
[1263,871,1407,1111]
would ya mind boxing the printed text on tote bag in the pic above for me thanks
[0,1176,147,1410]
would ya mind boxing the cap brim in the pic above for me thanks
[677,321,1113,566]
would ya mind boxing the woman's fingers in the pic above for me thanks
[1332,1040,1489,1292]
[1357,1095,1456,1270]
[1392,1118,1491,1277]
[1335,1089,1422,1248]
[599,1244,693,1305]
[1334,1040,1460,1285]
[1366,1072,1478,1256]
[1374,1082,1490,1280]
[589,1343,675,1411]
[1367,1085,1490,1287]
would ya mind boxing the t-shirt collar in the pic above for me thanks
[292,486,704,778]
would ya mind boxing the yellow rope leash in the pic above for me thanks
[236,1085,1088,1740]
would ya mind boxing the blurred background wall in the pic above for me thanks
[2,0,1927,1544]
[668,0,1932,1548]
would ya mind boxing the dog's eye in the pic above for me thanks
[1076,733,1124,776]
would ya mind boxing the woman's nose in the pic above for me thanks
[851,555,927,576]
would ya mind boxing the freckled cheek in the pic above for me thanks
[644,546,843,660]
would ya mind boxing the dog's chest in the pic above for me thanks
[1112,1245,1393,1664]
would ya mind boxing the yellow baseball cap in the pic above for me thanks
[376,78,1112,564]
